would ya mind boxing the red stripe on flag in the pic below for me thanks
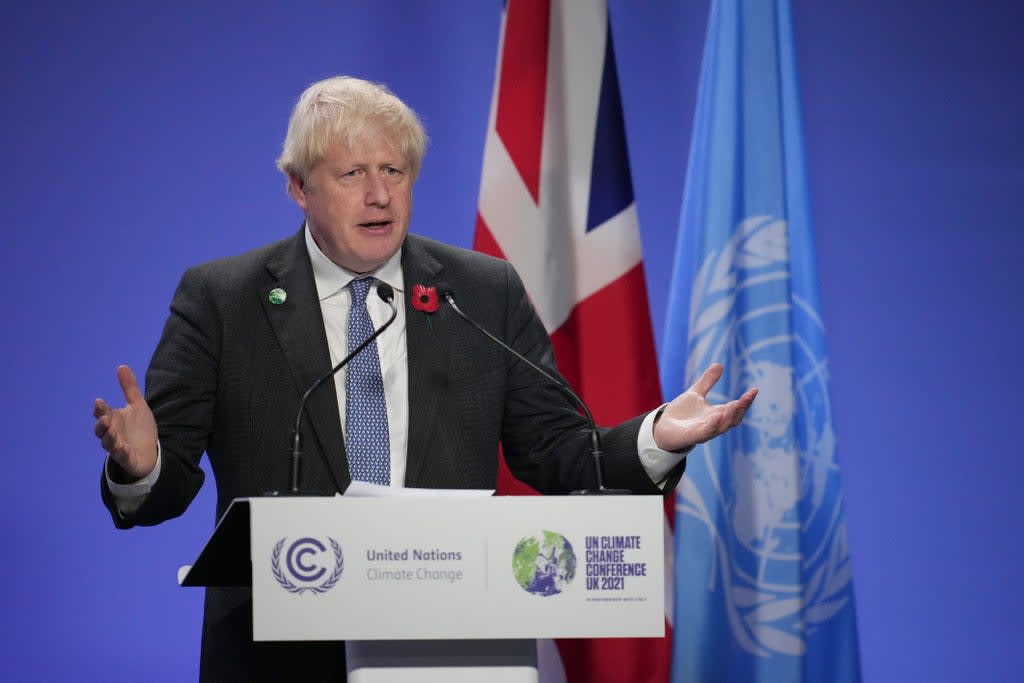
[472,214,507,260]
[495,0,549,203]
[549,264,662,423]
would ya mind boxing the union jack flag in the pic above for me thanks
[474,1,672,681]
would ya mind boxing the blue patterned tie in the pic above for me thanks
[345,277,390,485]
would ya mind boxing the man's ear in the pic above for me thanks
[287,172,308,210]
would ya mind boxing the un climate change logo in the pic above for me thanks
[271,537,344,595]
[512,531,576,596]
[682,215,853,656]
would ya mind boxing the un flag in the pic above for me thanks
[661,1,862,681]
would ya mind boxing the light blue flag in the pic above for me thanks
[662,1,862,681]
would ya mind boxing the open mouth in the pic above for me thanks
[360,221,392,230]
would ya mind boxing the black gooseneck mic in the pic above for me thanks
[443,291,630,495]
[266,281,397,496]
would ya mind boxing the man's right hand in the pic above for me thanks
[93,365,158,483]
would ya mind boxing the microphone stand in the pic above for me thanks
[444,292,630,495]
[265,282,397,496]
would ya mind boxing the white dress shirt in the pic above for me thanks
[305,227,410,487]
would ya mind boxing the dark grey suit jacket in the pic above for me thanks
[102,229,682,681]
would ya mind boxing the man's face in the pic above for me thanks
[290,134,412,273]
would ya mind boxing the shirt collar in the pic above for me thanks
[305,224,405,302]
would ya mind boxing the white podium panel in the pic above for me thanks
[246,496,664,642]
[344,639,538,683]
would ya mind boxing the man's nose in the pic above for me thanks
[365,173,390,206]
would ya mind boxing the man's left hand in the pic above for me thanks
[653,363,757,452]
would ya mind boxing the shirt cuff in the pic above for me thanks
[637,407,689,488]
[105,442,162,516]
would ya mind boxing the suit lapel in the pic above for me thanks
[260,229,350,493]
[402,236,450,487]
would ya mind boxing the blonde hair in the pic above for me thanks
[276,76,428,186]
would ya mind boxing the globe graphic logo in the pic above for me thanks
[512,531,577,596]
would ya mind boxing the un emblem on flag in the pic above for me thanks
[682,215,853,656]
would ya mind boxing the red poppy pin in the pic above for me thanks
[411,284,439,313]
[411,284,439,328]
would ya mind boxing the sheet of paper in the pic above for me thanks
[342,481,494,498]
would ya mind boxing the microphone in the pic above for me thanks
[266,281,397,496]
[443,291,630,495]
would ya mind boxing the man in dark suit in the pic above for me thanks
[93,76,756,681]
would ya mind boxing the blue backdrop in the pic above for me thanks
[2,1,1020,681]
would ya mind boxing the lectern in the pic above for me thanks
[180,496,664,682]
